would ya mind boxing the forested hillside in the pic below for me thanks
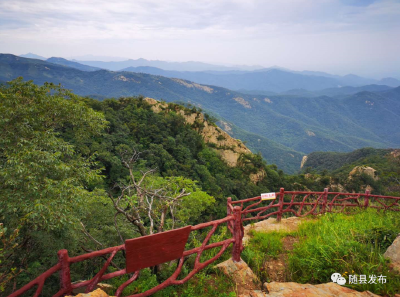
[1,54,400,174]
[302,148,400,196]
[302,148,392,172]
[1,79,399,296]
[1,79,338,295]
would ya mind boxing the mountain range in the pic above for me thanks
[2,53,400,173]
[73,58,264,72]
[20,53,400,92]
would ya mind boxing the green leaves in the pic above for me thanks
[0,78,107,230]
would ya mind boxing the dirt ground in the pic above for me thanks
[243,217,311,283]
[264,235,299,282]
[243,216,310,244]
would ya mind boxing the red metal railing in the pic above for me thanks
[9,189,400,297]
[230,188,400,223]
[9,215,239,297]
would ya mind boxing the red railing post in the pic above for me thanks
[322,188,328,213]
[58,249,72,295]
[364,190,370,208]
[232,206,242,262]
[277,188,284,222]
[227,197,232,216]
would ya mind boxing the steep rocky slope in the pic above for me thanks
[144,97,265,183]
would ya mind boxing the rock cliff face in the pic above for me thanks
[300,155,308,169]
[391,149,400,158]
[349,166,378,181]
[144,97,252,168]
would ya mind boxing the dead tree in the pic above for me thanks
[108,149,191,240]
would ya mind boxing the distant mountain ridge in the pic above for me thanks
[2,53,400,173]
[19,53,47,60]
[74,58,264,72]
[120,66,400,92]
[18,53,400,91]
[46,57,101,72]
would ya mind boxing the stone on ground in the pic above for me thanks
[215,258,261,296]
[66,288,114,297]
[384,234,400,272]
[264,282,380,297]
[72,282,113,294]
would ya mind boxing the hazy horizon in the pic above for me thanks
[1,0,400,79]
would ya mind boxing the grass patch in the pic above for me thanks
[166,271,237,297]
[109,268,236,297]
[288,209,400,296]
[242,230,294,282]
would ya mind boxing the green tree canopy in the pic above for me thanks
[0,78,107,230]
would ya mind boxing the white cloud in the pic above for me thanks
[0,0,399,77]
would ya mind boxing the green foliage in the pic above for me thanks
[79,95,287,219]
[242,231,292,282]
[304,148,400,195]
[302,148,389,173]
[0,78,107,230]
[109,268,159,296]
[0,223,21,292]
[355,227,398,250]
[288,210,400,296]
[2,78,398,296]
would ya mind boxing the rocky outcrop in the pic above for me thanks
[67,288,113,297]
[384,234,400,272]
[143,97,253,168]
[264,282,379,297]
[72,283,113,295]
[300,155,308,169]
[215,258,261,296]
[215,256,380,297]
[233,97,252,109]
[391,149,400,158]
[171,78,214,93]
[250,169,266,184]
[243,217,305,245]
[349,166,378,181]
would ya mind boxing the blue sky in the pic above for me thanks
[0,0,399,78]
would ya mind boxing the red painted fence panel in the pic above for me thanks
[125,226,192,273]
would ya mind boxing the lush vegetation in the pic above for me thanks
[302,147,400,196]
[0,79,312,296]
[1,78,399,296]
[244,210,400,296]
[303,148,390,172]
[290,210,400,296]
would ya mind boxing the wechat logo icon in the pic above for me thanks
[331,273,346,285]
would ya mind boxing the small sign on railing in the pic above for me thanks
[261,192,276,200]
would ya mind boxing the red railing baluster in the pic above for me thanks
[232,206,242,262]
[322,188,328,213]
[364,190,370,208]
[58,249,72,296]
[85,250,118,293]
[277,188,284,222]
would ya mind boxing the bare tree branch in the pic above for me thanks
[114,212,125,245]
[80,221,104,247]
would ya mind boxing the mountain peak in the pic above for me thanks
[19,53,46,60]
